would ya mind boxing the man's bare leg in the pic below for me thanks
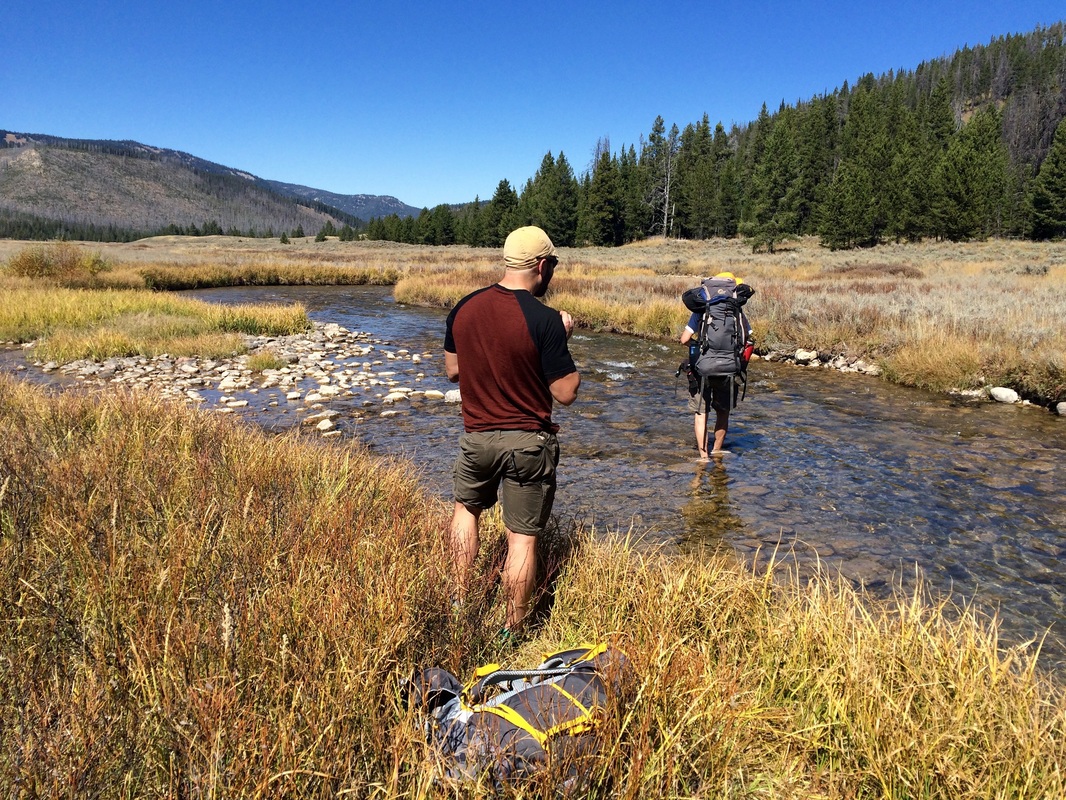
[502,529,538,630]
[693,412,709,459]
[710,408,729,453]
[449,502,481,601]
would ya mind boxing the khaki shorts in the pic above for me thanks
[453,430,560,535]
[687,375,736,414]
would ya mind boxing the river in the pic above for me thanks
[10,284,1066,669]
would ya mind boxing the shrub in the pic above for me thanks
[5,242,112,284]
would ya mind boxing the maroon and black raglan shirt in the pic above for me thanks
[444,285,576,433]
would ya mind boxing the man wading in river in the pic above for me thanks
[444,226,580,641]
[680,272,754,458]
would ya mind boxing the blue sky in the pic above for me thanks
[3,1,1064,209]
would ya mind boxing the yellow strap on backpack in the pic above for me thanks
[463,662,501,695]
[476,702,551,746]
[542,682,597,737]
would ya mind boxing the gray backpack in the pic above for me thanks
[682,276,748,378]
[405,643,630,786]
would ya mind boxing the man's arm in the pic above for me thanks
[445,350,459,382]
[549,371,580,406]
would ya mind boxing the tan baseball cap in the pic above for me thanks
[504,226,557,270]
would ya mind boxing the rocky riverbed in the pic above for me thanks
[763,347,1066,416]
[7,325,1063,429]
[8,321,461,436]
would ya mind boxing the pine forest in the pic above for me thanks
[367,23,1066,251]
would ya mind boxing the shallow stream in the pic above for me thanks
[9,284,1066,669]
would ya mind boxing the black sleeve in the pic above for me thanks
[516,293,576,381]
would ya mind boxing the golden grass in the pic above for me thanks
[1,377,1063,797]
[246,348,290,373]
[392,236,1066,403]
[0,279,309,362]
[4,235,1066,402]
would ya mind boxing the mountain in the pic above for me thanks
[263,180,420,221]
[0,131,416,240]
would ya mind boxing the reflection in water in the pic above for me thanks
[681,458,746,548]
[6,284,1065,670]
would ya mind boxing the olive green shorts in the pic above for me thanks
[453,430,560,535]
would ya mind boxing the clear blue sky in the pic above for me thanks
[3,1,1064,209]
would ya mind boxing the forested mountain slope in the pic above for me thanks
[0,133,396,241]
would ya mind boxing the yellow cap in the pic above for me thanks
[713,271,736,281]
[504,226,556,270]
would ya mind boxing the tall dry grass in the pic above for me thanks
[0,278,309,362]
[2,377,1063,797]
[393,236,1066,403]
[3,234,1065,399]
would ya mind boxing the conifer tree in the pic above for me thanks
[883,85,925,242]
[820,159,875,250]
[675,115,716,239]
[1028,117,1066,239]
[711,124,739,237]
[484,179,519,246]
[425,204,456,245]
[934,106,1010,240]
[793,95,839,235]
[552,153,579,246]
[585,150,625,246]
[745,109,800,252]
[619,144,649,242]
[459,196,488,247]
[641,116,681,236]
[737,104,772,225]
[526,152,561,238]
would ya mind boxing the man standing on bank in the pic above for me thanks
[444,225,580,638]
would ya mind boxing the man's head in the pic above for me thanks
[504,226,558,297]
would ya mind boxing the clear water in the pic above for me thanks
[9,284,1066,670]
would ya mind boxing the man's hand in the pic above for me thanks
[559,310,575,339]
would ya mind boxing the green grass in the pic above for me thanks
[1,377,1062,797]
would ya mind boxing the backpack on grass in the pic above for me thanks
[405,643,630,785]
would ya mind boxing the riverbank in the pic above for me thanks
[2,375,1063,797]
[2,236,1065,411]
[2,318,456,432]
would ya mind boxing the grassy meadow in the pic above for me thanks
[1,235,1064,403]
[2,376,1064,798]
[390,236,1066,404]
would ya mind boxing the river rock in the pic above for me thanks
[989,386,1020,404]
[423,390,445,400]
[445,389,462,404]
[795,349,818,365]
[303,410,340,425]
[1056,402,1066,417]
